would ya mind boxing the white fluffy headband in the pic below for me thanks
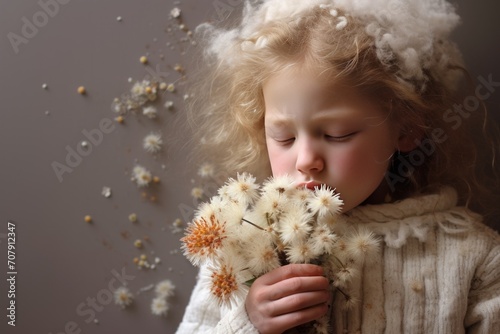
[199,0,464,92]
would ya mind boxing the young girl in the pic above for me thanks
[177,0,500,333]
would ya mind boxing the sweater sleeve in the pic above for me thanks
[465,237,500,334]
[176,266,260,334]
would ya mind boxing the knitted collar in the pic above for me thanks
[344,187,480,248]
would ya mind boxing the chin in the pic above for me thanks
[338,195,372,213]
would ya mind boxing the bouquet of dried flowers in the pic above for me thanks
[181,173,379,333]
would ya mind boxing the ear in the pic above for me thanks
[397,129,424,153]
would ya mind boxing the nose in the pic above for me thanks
[295,137,324,175]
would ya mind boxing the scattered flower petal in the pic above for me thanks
[142,106,158,119]
[170,7,181,19]
[198,163,215,178]
[155,279,176,298]
[151,296,169,316]
[143,133,163,153]
[114,286,133,308]
[174,64,184,72]
[131,165,152,187]
[101,186,112,198]
[191,187,204,200]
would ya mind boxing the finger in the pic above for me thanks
[268,276,329,301]
[267,302,329,333]
[257,264,325,285]
[266,290,330,316]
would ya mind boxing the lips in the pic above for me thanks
[296,181,322,190]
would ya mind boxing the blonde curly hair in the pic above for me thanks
[185,2,499,220]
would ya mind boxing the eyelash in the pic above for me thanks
[325,132,358,142]
[275,138,294,145]
[275,132,358,144]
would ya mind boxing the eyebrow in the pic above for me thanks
[264,115,293,127]
[265,109,351,126]
[310,110,350,122]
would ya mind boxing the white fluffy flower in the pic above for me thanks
[180,172,380,314]
[291,187,312,203]
[131,165,152,187]
[286,240,314,264]
[143,133,163,153]
[198,196,246,229]
[260,175,296,197]
[224,173,260,207]
[345,228,380,263]
[253,189,293,223]
[335,266,358,288]
[151,296,169,316]
[278,204,313,244]
[155,279,176,298]
[202,255,250,308]
[313,315,330,334]
[207,196,246,230]
[243,230,280,275]
[342,293,359,311]
[307,185,343,217]
[194,201,217,220]
[142,105,158,119]
[113,286,133,308]
[246,242,280,275]
[194,196,227,220]
[308,223,338,256]
[222,201,248,229]
[217,184,231,200]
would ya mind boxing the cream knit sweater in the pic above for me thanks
[176,188,500,333]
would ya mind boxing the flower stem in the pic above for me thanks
[336,286,349,300]
[331,255,347,270]
[241,218,265,231]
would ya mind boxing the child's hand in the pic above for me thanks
[245,264,330,334]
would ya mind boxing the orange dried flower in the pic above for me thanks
[210,264,239,304]
[181,215,227,265]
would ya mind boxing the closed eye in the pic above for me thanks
[325,131,358,142]
[274,137,295,145]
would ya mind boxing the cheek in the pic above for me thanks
[327,148,363,178]
[330,141,392,181]
[355,127,396,170]
[267,144,292,176]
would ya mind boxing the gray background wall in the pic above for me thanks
[0,1,498,334]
